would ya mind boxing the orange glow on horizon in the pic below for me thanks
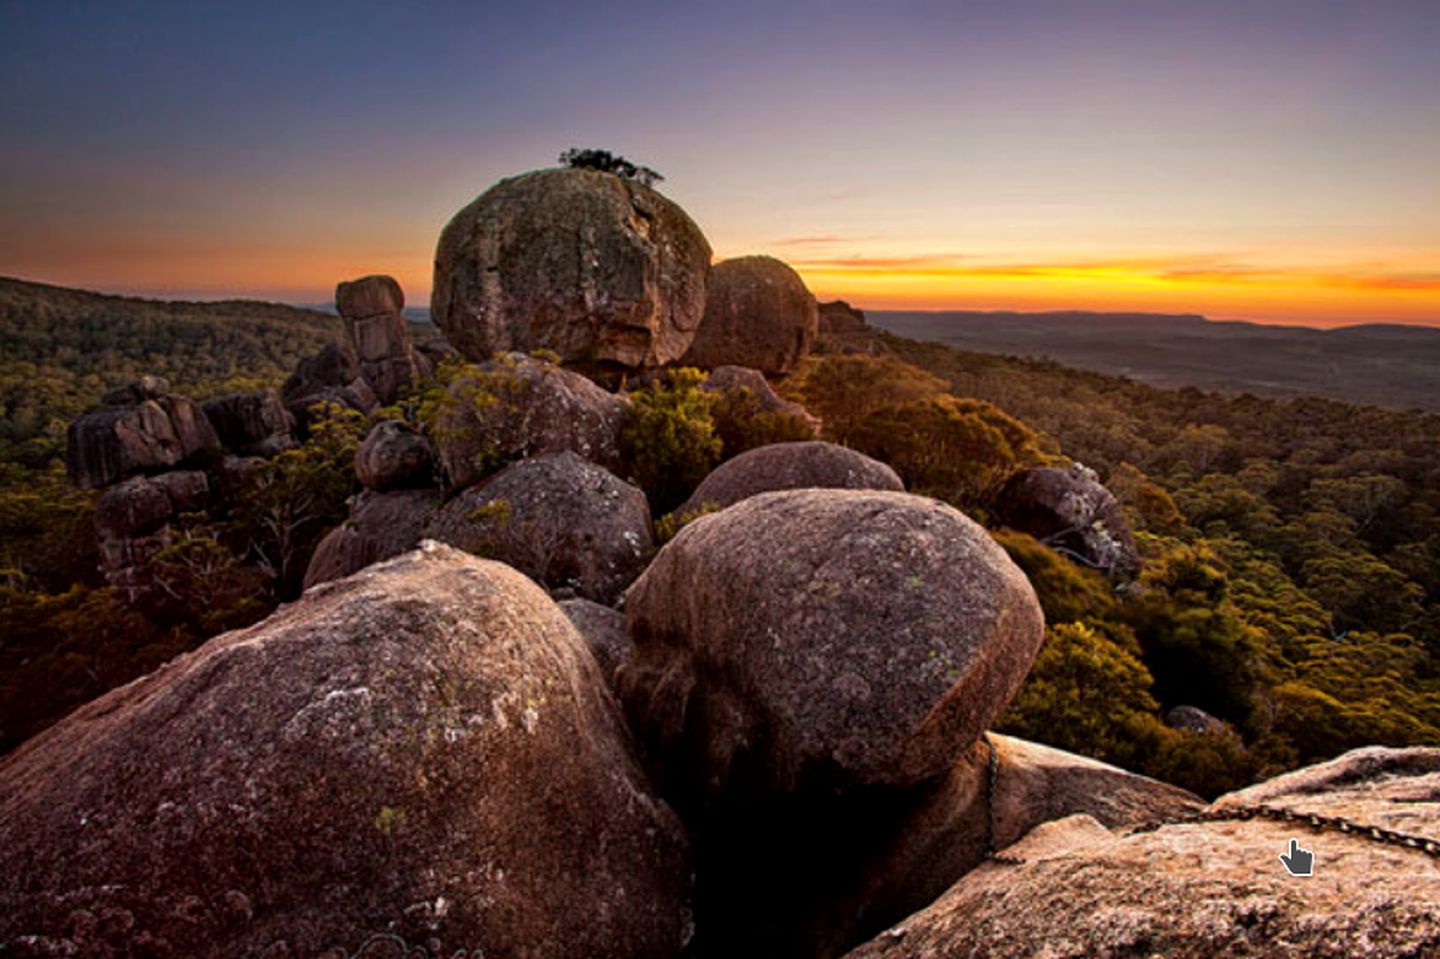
[6,245,1439,329]
[786,255,1440,328]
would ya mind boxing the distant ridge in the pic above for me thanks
[871,309,1440,412]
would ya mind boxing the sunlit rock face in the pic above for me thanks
[0,543,694,959]
[431,168,712,370]
[845,746,1440,959]
[680,255,818,375]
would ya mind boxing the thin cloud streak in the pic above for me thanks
[790,254,1440,293]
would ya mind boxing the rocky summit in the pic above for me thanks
[14,160,1439,959]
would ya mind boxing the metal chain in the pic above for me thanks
[979,734,1439,866]
[1126,803,1440,859]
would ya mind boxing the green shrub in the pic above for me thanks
[710,386,815,460]
[619,368,720,515]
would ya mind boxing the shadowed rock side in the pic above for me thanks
[432,168,712,369]
[426,451,652,605]
[354,419,437,491]
[281,342,379,432]
[845,746,1440,959]
[560,597,633,691]
[995,463,1139,577]
[0,543,693,959]
[433,352,627,490]
[66,393,219,490]
[202,388,296,458]
[680,255,818,375]
[302,488,441,590]
[678,440,903,517]
[791,733,1203,957]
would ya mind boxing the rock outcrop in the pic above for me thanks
[815,300,885,356]
[680,255,817,375]
[201,388,296,458]
[560,597,633,690]
[817,300,868,334]
[426,451,652,605]
[432,352,626,490]
[717,732,1203,959]
[66,391,219,489]
[846,746,1440,959]
[1164,703,1229,734]
[431,168,712,369]
[701,365,820,432]
[622,488,1044,806]
[281,342,379,431]
[995,463,1139,576]
[335,275,429,405]
[100,374,171,406]
[0,543,693,958]
[302,488,441,590]
[677,440,902,517]
[354,420,436,491]
[789,734,1202,957]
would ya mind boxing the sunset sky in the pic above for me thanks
[2,0,1437,327]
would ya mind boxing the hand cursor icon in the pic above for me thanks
[1278,838,1314,877]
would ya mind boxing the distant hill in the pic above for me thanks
[870,310,1440,412]
[0,275,342,467]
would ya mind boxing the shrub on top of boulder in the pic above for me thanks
[431,167,712,369]
[680,255,818,375]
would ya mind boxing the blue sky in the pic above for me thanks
[2,0,1438,324]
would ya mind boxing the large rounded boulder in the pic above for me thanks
[0,542,693,958]
[846,746,1440,959]
[425,451,652,605]
[679,255,818,375]
[678,440,902,516]
[432,168,712,369]
[433,352,627,490]
[621,488,1045,807]
[995,463,1138,576]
